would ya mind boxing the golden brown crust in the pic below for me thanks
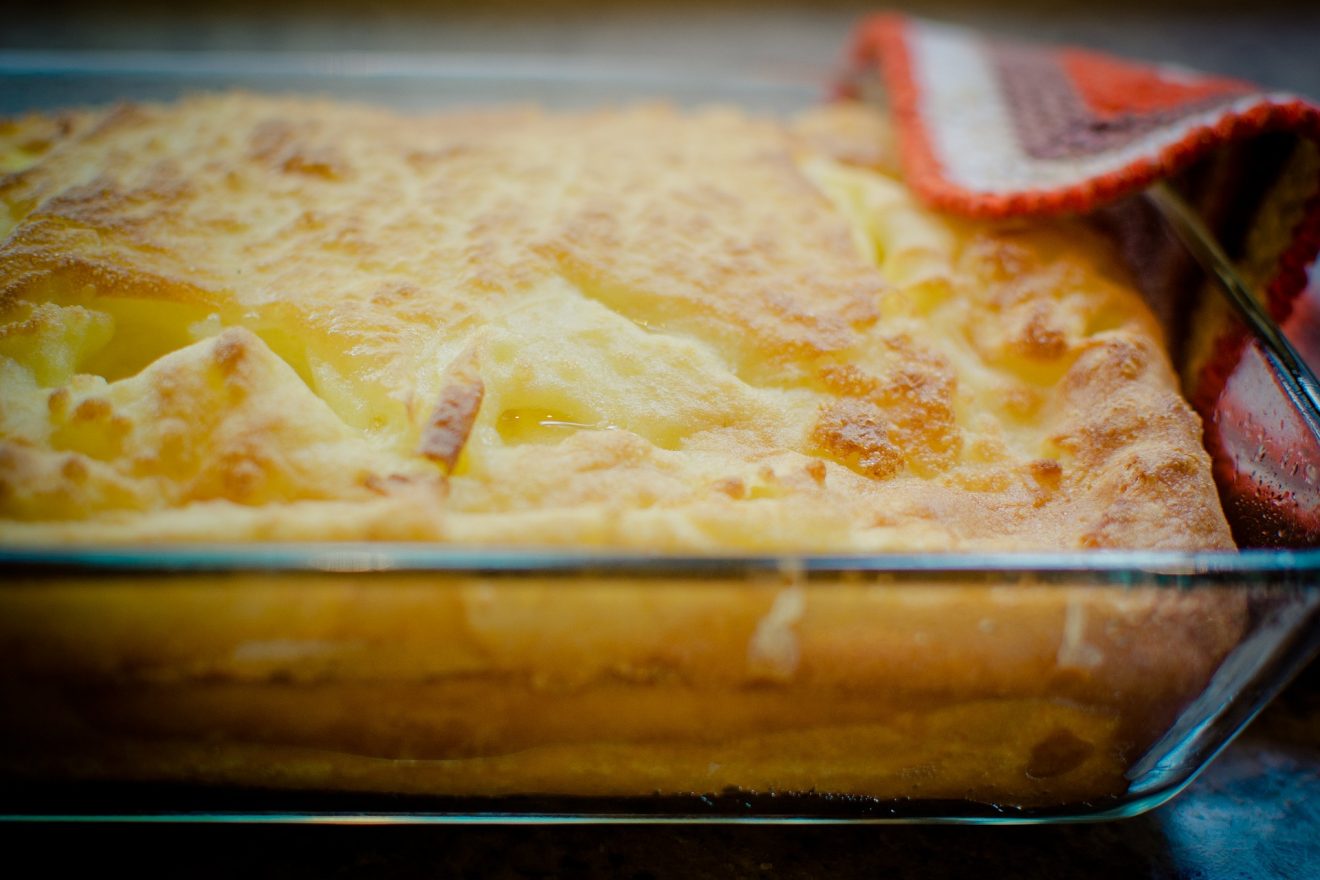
[0,94,1231,551]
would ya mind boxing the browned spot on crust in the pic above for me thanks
[1003,387,1041,419]
[1010,304,1068,361]
[419,381,483,471]
[0,108,92,160]
[0,230,225,311]
[1066,338,1149,394]
[712,477,746,499]
[360,472,424,496]
[248,119,295,162]
[71,397,112,422]
[419,351,484,473]
[281,152,344,180]
[249,119,347,180]
[1080,449,1215,549]
[216,448,267,502]
[212,330,249,377]
[965,233,1037,283]
[823,337,961,475]
[1028,459,1063,507]
[46,387,71,417]
[36,168,193,237]
[60,455,89,482]
[805,459,827,485]
[371,284,420,306]
[811,399,903,480]
[818,363,878,398]
[1029,458,1063,488]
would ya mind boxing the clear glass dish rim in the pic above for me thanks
[0,47,830,97]
[3,545,1318,582]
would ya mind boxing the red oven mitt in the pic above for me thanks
[842,14,1320,548]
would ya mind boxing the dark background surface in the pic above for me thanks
[4,2,1320,875]
[6,0,1320,99]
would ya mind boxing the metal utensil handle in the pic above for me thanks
[1146,181,1320,445]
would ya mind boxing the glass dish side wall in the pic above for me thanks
[1,560,1316,821]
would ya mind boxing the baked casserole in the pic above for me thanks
[0,94,1243,809]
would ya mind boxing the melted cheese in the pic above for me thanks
[0,95,1231,550]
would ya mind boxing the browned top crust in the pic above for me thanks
[0,95,1232,550]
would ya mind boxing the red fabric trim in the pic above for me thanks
[848,13,1320,222]
[1059,48,1254,120]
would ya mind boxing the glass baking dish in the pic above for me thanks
[0,51,1318,825]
